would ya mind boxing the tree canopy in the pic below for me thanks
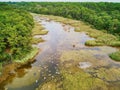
[14,2,120,35]
[0,3,34,62]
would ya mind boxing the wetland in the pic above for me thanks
[0,14,120,90]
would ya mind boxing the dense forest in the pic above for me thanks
[13,2,120,35]
[0,3,34,62]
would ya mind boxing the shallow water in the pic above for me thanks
[1,15,120,90]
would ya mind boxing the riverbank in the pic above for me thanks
[0,47,39,83]
[32,14,48,44]
[0,14,48,84]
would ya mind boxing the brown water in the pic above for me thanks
[1,15,120,90]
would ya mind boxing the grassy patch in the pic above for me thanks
[32,37,44,44]
[32,22,48,36]
[85,34,120,46]
[38,82,57,90]
[109,51,120,61]
[61,68,107,90]
[14,47,38,63]
[31,18,48,45]
[92,67,120,82]
[59,50,120,89]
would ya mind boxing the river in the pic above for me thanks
[1,15,120,90]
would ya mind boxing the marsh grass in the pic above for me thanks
[32,38,44,44]
[32,22,48,36]
[93,67,120,81]
[32,20,48,44]
[59,50,120,90]
[60,64,108,90]
[37,81,62,90]
[109,51,120,61]
[85,33,120,46]
[14,47,38,63]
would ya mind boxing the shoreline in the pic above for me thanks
[0,13,48,84]
[0,47,39,84]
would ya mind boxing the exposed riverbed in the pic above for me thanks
[0,15,120,90]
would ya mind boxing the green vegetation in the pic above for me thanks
[85,34,120,46]
[109,51,120,61]
[0,3,49,76]
[14,2,120,36]
[91,67,120,82]
[32,20,48,44]
[0,3,34,63]
[61,67,107,90]
[14,47,38,63]
[32,22,48,36]
[32,38,44,44]
[8,2,120,61]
